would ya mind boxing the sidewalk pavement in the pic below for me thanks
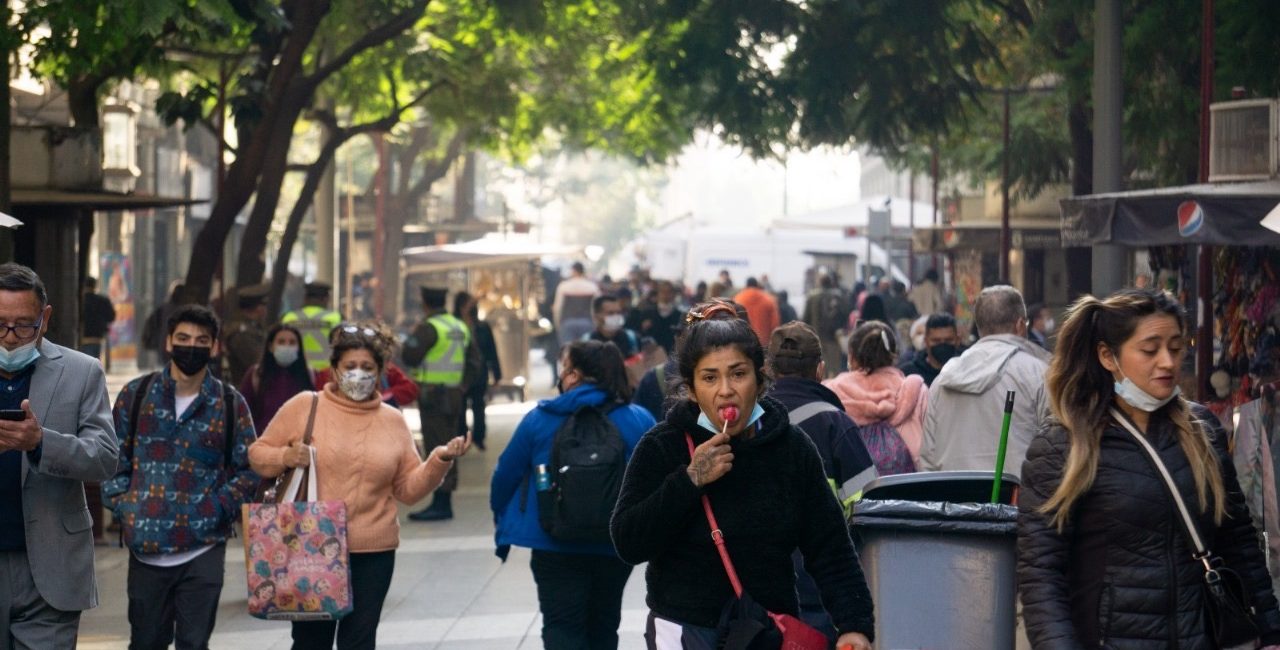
[81,357,651,649]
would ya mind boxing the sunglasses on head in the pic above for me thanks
[339,325,377,338]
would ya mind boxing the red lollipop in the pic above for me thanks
[719,405,740,425]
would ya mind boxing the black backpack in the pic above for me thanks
[536,405,627,543]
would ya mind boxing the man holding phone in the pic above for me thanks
[0,263,119,648]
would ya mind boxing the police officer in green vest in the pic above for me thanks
[281,282,343,372]
[403,286,476,521]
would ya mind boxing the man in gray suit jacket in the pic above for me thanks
[0,263,118,648]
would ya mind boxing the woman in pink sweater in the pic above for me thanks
[824,321,927,474]
[250,327,470,649]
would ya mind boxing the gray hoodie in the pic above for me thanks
[919,333,1051,478]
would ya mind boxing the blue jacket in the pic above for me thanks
[491,384,655,556]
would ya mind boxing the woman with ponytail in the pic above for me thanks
[1018,288,1280,648]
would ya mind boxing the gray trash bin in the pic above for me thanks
[851,471,1019,650]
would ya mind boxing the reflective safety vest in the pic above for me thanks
[412,313,470,386]
[281,305,342,371]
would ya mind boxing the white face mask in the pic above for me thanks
[339,369,377,401]
[1114,370,1180,412]
[272,345,299,367]
[1044,318,1056,334]
[602,314,626,333]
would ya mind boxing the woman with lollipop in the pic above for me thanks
[611,300,875,650]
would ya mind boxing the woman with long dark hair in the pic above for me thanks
[1019,288,1280,648]
[611,302,873,650]
[490,340,655,649]
[239,323,314,430]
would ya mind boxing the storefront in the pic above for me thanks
[1059,179,1280,414]
[911,220,1070,337]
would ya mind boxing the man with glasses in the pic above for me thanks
[0,263,118,647]
[103,304,259,649]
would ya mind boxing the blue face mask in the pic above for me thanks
[0,340,41,373]
[697,402,765,435]
[1114,370,1180,412]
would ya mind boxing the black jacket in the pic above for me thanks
[896,350,942,387]
[767,377,876,502]
[611,396,875,638]
[1018,405,1280,649]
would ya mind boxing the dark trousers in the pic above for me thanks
[291,551,395,650]
[530,550,634,650]
[127,543,227,650]
[456,382,488,444]
[417,385,463,492]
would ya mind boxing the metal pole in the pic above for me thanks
[1091,0,1126,295]
[931,147,940,273]
[374,133,388,317]
[1196,0,1215,400]
[908,167,916,283]
[1001,88,1012,284]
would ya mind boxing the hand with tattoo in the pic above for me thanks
[687,431,734,487]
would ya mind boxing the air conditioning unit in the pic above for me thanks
[1209,99,1280,181]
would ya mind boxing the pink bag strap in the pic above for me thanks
[686,433,744,598]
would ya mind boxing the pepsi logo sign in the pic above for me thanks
[1177,200,1204,237]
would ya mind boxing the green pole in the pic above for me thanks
[991,391,1016,504]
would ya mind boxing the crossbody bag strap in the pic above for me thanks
[685,433,744,598]
[1110,408,1211,561]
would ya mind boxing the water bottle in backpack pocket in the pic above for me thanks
[536,405,627,543]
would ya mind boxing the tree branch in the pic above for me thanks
[307,0,429,84]
[406,127,469,203]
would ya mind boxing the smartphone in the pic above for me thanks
[0,409,24,421]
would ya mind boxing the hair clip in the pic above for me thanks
[685,301,736,324]
[880,330,892,352]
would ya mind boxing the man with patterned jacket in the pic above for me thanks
[102,305,259,649]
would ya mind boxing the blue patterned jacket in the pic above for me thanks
[102,367,259,555]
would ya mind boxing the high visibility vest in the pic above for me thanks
[281,305,342,371]
[412,313,470,386]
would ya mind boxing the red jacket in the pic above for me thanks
[315,362,419,407]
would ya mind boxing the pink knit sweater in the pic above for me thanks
[249,385,451,552]
[823,365,928,460]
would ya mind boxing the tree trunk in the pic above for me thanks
[1068,90,1093,197]
[267,135,344,321]
[66,79,101,129]
[235,94,308,286]
[380,195,412,323]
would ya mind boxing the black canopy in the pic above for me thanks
[1059,180,1280,247]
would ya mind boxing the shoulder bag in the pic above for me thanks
[685,433,830,650]
[242,393,354,621]
[1112,408,1260,647]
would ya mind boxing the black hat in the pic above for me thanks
[304,281,332,298]
[237,283,270,309]
[420,286,448,307]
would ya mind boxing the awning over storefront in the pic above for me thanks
[1058,180,1280,247]
[401,238,580,275]
[11,188,205,211]
[911,220,1062,253]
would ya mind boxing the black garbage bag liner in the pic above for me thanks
[850,499,1018,536]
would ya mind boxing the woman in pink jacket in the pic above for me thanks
[823,321,927,474]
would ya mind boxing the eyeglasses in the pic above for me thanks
[0,318,42,341]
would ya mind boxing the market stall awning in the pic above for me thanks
[401,238,580,275]
[1059,180,1280,247]
[911,220,1063,253]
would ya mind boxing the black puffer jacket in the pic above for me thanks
[610,396,875,638]
[1018,406,1280,649]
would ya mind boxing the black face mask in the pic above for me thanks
[928,343,959,365]
[171,345,212,376]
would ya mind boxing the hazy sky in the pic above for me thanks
[659,133,864,228]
